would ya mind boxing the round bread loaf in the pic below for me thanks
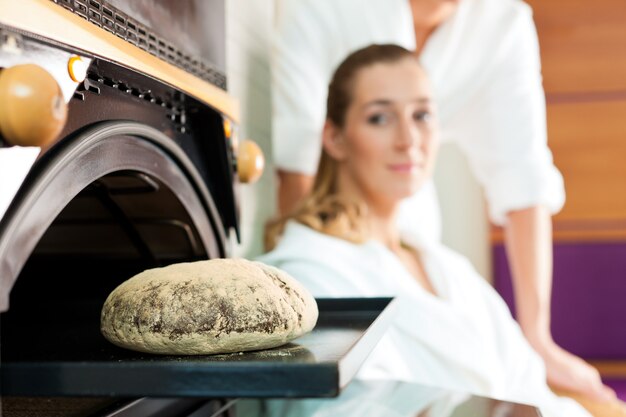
[100,258,318,355]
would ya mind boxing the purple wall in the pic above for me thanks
[494,242,626,359]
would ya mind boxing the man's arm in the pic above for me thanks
[271,3,330,214]
[504,205,615,401]
[446,7,613,400]
[504,206,552,344]
[277,170,315,216]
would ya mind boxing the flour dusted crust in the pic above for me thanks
[100,258,318,355]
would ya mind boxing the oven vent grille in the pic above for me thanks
[50,0,227,90]
[79,71,190,134]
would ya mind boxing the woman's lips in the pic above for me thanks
[388,163,420,173]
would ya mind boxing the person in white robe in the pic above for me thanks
[271,0,612,400]
[257,44,625,417]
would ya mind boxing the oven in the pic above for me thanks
[0,0,257,415]
[0,2,397,416]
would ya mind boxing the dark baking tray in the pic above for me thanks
[1,297,397,398]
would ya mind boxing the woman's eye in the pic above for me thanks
[367,113,388,125]
[413,111,431,122]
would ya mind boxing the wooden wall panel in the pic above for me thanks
[526,0,626,95]
[549,101,626,222]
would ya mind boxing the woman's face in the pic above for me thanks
[326,58,438,207]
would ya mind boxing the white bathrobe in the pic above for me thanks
[257,221,590,417]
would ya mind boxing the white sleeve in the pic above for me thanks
[271,1,331,175]
[448,7,565,225]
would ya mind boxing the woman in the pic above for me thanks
[271,0,611,401]
[259,44,624,417]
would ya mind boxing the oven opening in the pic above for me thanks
[6,169,210,330]
[1,168,224,416]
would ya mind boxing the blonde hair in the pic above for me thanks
[265,44,417,251]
